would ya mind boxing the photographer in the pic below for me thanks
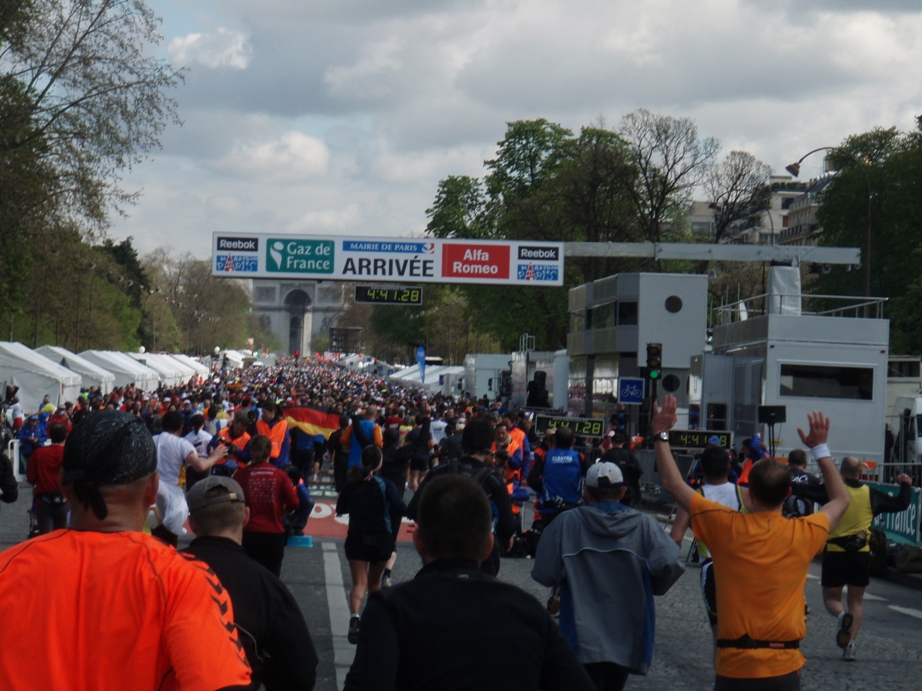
[791,457,912,661]
[656,395,849,691]
[206,409,251,477]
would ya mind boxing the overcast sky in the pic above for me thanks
[111,0,922,258]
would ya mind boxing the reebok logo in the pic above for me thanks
[217,237,259,252]
[517,245,559,261]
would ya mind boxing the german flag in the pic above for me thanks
[284,406,340,439]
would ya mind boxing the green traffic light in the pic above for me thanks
[649,369,661,380]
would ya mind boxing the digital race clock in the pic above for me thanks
[534,415,605,438]
[354,286,424,306]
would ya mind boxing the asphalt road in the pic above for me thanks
[2,483,921,691]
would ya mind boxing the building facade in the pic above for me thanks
[250,280,344,355]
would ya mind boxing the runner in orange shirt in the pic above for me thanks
[654,395,850,690]
[0,410,252,691]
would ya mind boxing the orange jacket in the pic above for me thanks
[256,419,288,460]
[218,428,251,463]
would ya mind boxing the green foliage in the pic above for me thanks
[424,113,716,350]
[816,125,922,354]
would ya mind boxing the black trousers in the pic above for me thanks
[242,531,287,577]
[34,502,68,534]
[585,662,630,691]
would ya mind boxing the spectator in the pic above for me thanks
[344,474,594,691]
[533,462,683,690]
[0,410,252,689]
[27,422,69,534]
[183,476,318,690]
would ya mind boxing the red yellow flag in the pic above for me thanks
[283,407,340,439]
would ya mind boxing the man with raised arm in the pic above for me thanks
[654,394,850,691]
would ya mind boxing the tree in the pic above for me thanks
[142,249,253,354]
[816,125,922,354]
[619,109,719,245]
[705,151,772,244]
[1,0,183,228]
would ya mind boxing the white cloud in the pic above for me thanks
[112,0,922,259]
[217,132,331,182]
[169,28,252,70]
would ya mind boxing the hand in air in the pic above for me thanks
[651,395,678,435]
[797,411,830,448]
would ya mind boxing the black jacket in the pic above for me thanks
[343,559,595,691]
[181,536,318,690]
[0,452,18,504]
[792,477,912,516]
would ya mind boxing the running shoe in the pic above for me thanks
[348,615,361,644]
[381,575,392,588]
[842,640,857,661]
[836,612,853,649]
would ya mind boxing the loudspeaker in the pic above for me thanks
[758,405,787,424]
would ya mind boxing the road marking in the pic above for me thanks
[322,541,354,689]
[863,593,887,602]
[889,605,922,620]
[807,574,820,580]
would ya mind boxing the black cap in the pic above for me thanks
[62,411,156,520]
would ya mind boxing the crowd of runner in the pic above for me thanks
[0,355,913,690]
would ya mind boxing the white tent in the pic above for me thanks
[393,364,460,393]
[219,350,246,368]
[151,354,195,383]
[79,351,160,391]
[129,353,184,387]
[169,353,210,378]
[0,342,82,412]
[35,345,116,395]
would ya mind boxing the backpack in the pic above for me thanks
[448,460,499,527]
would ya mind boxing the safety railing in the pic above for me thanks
[712,293,888,326]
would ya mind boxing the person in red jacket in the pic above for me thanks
[234,434,299,576]
[27,422,69,534]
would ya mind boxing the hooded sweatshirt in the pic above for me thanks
[532,501,684,674]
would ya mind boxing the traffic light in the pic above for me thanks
[646,343,662,381]
[294,350,300,363]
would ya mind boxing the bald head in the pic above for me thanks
[840,456,862,480]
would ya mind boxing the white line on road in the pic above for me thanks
[323,541,354,689]
[807,574,820,580]
[888,605,922,620]
[862,593,887,602]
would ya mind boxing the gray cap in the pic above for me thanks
[187,476,246,513]
[586,462,624,488]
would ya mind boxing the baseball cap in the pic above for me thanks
[187,476,246,513]
[707,435,722,445]
[586,462,624,488]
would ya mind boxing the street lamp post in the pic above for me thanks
[786,147,872,297]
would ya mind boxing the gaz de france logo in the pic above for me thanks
[266,239,335,274]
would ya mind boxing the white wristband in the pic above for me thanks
[811,444,830,461]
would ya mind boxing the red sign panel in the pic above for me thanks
[442,243,510,279]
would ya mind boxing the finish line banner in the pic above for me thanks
[212,233,564,286]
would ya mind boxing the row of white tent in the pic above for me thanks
[0,342,213,413]
[331,352,466,396]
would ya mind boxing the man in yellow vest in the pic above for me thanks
[792,457,912,661]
